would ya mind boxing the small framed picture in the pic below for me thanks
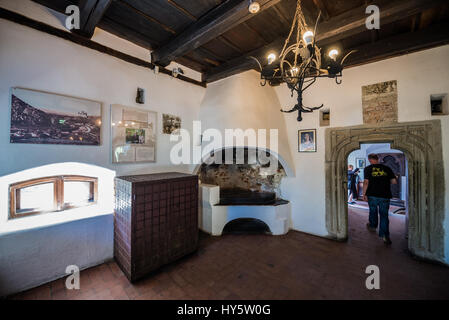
[298,129,317,152]
[356,158,366,169]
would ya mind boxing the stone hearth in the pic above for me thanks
[198,148,291,236]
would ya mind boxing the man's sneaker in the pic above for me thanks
[366,223,376,232]
[383,236,392,245]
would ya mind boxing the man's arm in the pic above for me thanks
[389,167,398,185]
[363,179,369,201]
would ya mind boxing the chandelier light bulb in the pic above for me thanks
[302,31,314,46]
[290,67,299,76]
[267,53,276,65]
[329,49,339,61]
[248,1,260,14]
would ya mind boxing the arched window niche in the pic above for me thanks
[0,163,115,235]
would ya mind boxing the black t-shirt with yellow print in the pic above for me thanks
[364,164,396,199]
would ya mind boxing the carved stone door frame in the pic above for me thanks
[325,120,445,263]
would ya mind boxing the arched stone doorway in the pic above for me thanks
[325,120,445,263]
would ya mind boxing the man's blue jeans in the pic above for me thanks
[367,196,391,237]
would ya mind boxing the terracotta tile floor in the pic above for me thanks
[10,207,449,300]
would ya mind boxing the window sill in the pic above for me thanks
[0,204,113,237]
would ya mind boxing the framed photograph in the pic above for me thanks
[298,129,317,152]
[111,104,157,163]
[10,88,101,145]
[125,128,145,144]
[356,158,366,169]
[162,113,181,134]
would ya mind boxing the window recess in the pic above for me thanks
[9,175,98,220]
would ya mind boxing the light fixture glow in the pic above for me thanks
[329,49,339,61]
[267,53,276,65]
[290,67,299,76]
[302,31,314,46]
[248,1,260,14]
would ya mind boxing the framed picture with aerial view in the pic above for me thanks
[10,88,102,146]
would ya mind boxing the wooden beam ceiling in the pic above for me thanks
[312,0,329,21]
[205,0,448,83]
[76,0,112,38]
[205,38,285,83]
[151,0,282,66]
[316,0,446,45]
[343,20,449,67]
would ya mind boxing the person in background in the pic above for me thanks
[347,165,354,202]
[363,154,398,245]
[348,168,360,205]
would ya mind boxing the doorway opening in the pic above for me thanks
[325,121,445,264]
[347,143,408,245]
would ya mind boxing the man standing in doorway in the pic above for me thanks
[362,154,398,245]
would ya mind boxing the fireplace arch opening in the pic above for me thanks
[223,218,271,235]
[197,147,292,236]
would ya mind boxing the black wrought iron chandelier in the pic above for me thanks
[251,0,355,122]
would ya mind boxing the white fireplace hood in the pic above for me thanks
[198,71,295,176]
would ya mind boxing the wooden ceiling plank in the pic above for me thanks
[410,13,421,32]
[118,0,176,35]
[166,0,198,21]
[151,0,282,66]
[316,0,446,45]
[243,21,269,45]
[218,35,244,54]
[271,4,290,26]
[312,0,329,21]
[206,0,447,82]
[344,20,449,67]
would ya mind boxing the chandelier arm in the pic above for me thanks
[280,104,299,113]
[280,1,300,57]
[301,77,317,92]
[247,56,263,72]
[301,104,324,112]
[341,49,358,66]
[312,11,322,49]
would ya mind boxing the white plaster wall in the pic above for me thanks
[274,45,449,262]
[0,0,206,295]
[0,214,113,297]
[0,0,206,177]
[198,71,295,178]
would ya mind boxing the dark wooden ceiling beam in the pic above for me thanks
[76,0,112,38]
[206,0,447,82]
[151,0,283,66]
